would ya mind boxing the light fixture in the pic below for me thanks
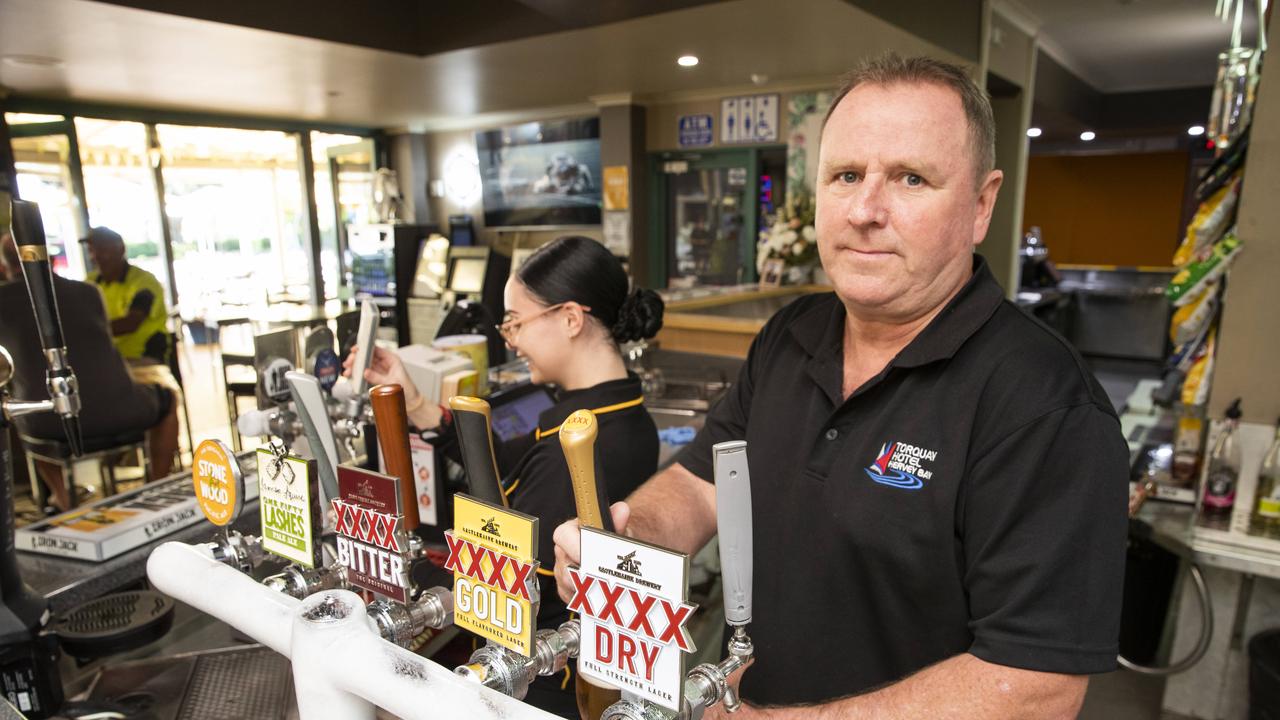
[677,55,699,68]
[1080,130,1096,141]
[1187,125,1206,136]
[1026,127,1042,138]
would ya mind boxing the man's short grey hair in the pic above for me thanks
[823,53,996,184]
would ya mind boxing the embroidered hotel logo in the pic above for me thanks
[617,551,642,576]
[481,516,501,536]
[866,441,937,490]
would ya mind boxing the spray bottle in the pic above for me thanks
[1200,398,1243,526]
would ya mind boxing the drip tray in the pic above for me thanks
[87,645,292,720]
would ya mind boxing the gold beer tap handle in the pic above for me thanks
[559,410,613,532]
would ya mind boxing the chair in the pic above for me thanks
[165,330,197,468]
[20,432,150,512]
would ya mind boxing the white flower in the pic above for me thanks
[780,230,799,245]
[791,241,807,255]
[802,225,817,241]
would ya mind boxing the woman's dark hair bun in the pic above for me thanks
[516,235,665,345]
[611,288,665,344]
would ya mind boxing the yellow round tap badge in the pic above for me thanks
[193,439,244,526]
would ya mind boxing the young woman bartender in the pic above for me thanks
[346,235,664,717]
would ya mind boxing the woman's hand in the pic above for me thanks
[342,345,442,430]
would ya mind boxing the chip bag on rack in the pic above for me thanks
[1167,233,1242,306]
[1169,284,1217,347]
[1173,176,1240,267]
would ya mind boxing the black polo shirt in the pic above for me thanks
[673,256,1128,706]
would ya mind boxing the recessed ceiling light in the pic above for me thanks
[2,55,64,69]
[1080,130,1096,141]
[1187,125,1205,136]
[677,55,699,68]
[1026,127,1042,138]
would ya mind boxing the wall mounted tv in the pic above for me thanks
[475,117,602,227]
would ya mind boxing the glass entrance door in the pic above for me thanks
[658,150,756,288]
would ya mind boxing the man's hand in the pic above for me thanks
[552,501,631,604]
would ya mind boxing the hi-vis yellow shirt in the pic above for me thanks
[92,263,167,361]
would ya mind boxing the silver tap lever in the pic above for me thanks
[262,563,346,599]
[209,531,266,574]
[286,370,342,511]
[713,440,752,628]
[10,199,83,455]
[455,618,582,699]
[369,586,454,648]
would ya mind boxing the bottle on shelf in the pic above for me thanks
[1199,398,1243,528]
[1250,418,1280,538]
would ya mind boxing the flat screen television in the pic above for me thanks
[475,118,602,227]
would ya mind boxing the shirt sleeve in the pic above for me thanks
[129,288,156,315]
[961,401,1129,675]
[671,333,761,483]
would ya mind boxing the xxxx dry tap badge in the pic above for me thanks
[562,409,698,713]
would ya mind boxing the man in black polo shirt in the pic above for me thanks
[554,54,1127,718]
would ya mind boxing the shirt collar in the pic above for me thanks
[95,260,131,286]
[789,254,1006,370]
[537,373,645,433]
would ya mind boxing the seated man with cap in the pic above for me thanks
[83,226,169,364]
[0,233,179,511]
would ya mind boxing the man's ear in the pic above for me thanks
[972,169,1004,247]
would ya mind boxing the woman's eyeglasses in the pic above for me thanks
[495,302,591,343]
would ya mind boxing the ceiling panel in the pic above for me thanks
[0,0,958,129]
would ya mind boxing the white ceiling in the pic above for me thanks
[0,0,954,130]
[1004,0,1265,92]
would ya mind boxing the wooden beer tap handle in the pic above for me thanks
[369,384,419,532]
[448,395,508,508]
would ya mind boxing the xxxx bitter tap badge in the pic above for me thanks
[192,439,243,527]
[255,442,321,568]
[445,495,539,655]
[334,465,411,603]
[572,529,697,711]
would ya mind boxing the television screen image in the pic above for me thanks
[448,257,487,294]
[475,118,602,227]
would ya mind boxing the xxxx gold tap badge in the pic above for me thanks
[256,443,321,568]
[192,439,243,527]
[445,495,539,656]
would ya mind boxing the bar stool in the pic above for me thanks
[20,432,151,512]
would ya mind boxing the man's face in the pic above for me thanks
[816,82,1001,323]
[87,238,125,276]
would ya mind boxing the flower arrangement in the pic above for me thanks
[757,192,818,274]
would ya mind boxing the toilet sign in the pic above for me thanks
[192,439,243,527]
[571,528,696,711]
[445,495,539,656]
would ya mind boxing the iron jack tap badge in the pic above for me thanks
[444,495,540,656]
[571,528,697,711]
[255,446,320,568]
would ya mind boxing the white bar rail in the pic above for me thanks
[146,541,558,720]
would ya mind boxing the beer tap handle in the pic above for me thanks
[712,441,752,627]
[369,384,419,532]
[286,371,341,510]
[559,409,614,532]
[10,199,82,455]
[350,298,378,398]
[448,396,507,507]
[560,408,623,716]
